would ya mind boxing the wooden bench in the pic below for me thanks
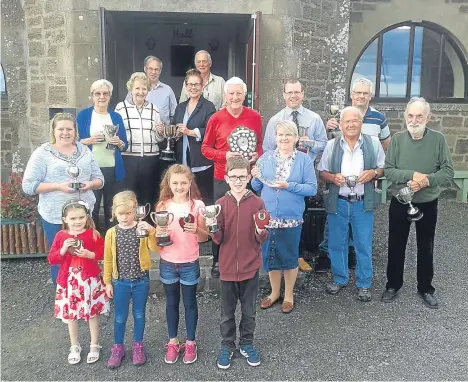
[379,170,468,203]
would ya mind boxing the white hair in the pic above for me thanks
[340,106,363,121]
[194,50,212,65]
[275,120,298,136]
[351,77,374,96]
[90,79,113,95]
[224,76,247,95]
[405,97,431,115]
[144,55,163,70]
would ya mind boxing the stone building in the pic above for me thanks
[1,0,468,179]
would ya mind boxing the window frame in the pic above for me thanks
[349,21,468,103]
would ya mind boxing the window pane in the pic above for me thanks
[411,27,423,97]
[441,40,464,98]
[418,28,442,98]
[351,38,377,87]
[379,26,410,97]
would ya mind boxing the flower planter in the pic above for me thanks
[0,219,49,259]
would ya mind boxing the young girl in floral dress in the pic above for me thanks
[48,199,109,365]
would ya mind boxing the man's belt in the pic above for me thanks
[338,195,363,201]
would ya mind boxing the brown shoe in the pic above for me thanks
[260,296,280,309]
[298,258,312,272]
[281,301,294,314]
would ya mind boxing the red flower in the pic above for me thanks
[91,301,105,316]
[69,294,79,310]
[79,285,85,299]
[0,172,38,222]
[63,304,69,319]
[78,307,85,319]
[54,304,60,316]
[70,277,79,290]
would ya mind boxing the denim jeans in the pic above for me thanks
[113,276,150,344]
[41,217,62,286]
[319,218,354,254]
[328,199,374,288]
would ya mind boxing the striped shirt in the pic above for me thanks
[115,100,163,156]
[362,106,390,141]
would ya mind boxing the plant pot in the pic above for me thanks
[1,219,48,258]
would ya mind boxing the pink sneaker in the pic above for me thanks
[132,342,146,366]
[107,344,125,369]
[183,342,198,364]
[164,342,184,364]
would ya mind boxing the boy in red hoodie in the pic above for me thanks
[210,157,269,370]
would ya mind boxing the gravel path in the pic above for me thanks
[2,200,468,380]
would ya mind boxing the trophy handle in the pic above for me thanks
[199,207,206,218]
[214,205,222,218]
[149,212,157,226]
[144,203,151,219]
[167,213,174,226]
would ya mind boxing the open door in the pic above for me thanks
[99,8,119,109]
[245,12,261,111]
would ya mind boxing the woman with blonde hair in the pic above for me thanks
[23,113,104,285]
[115,72,164,207]
[77,79,128,231]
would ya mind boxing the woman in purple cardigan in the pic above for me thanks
[77,79,128,231]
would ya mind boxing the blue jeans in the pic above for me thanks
[159,259,200,285]
[41,217,62,286]
[113,276,150,344]
[328,200,374,288]
[319,218,354,254]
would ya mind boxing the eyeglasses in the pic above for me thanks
[342,119,362,126]
[186,83,202,88]
[284,91,303,97]
[93,92,110,97]
[227,175,248,182]
[146,67,161,73]
[352,91,370,97]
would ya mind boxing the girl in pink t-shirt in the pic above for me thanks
[155,164,208,365]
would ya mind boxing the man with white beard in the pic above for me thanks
[381,97,453,309]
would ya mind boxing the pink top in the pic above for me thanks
[159,199,205,263]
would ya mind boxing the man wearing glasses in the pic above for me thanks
[263,79,327,272]
[179,50,226,110]
[316,77,391,273]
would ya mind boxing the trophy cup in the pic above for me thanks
[326,104,341,140]
[179,213,195,231]
[104,124,119,150]
[161,124,179,161]
[297,126,312,153]
[150,211,175,246]
[135,203,150,238]
[66,166,84,190]
[254,209,271,230]
[345,175,359,202]
[228,126,257,160]
[68,237,84,255]
[396,186,423,221]
[200,205,222,233]
[255,152,278,187]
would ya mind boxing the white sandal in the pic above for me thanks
[87,344,102,364]
[68,344,82,365]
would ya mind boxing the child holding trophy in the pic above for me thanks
[103,191,158,369]
[208,157,269,370]
[154,164,208,365]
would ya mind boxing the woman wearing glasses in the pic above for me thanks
[77,79,128,231]
[251,120,317,314]
[172,69,216,204]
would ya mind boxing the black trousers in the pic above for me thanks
[123,155,160,208]
[194,166,214,206]
[220,272,259,351]
[386,197,438,294]
[92,167,121,232]
[212,178,230,264]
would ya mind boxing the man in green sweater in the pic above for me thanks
[381,97,454,309]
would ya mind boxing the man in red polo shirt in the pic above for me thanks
[202,76,263,277]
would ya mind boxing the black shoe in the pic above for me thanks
[348,247,356,270]
[314,253,330,273]
[381,288,397,303]
[418,292,439,309]
[211,262,220,278]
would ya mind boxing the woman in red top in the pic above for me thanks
[48,199,109,365]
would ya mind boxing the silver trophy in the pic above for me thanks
[199,205,222,233]
[228,126,257,160]
[326,104,341,140]
[161,124,179,161]
[256,152,278,187]
[135,203,151,238]
[297,126,316,154]
[396,186,423,221]
[69,237,84,255]
[150,211,174,246]
[345,175,359,202]
[66,166,84,190]
[104,124,119,150]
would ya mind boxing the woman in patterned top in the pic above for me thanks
[251,120,317,314]
[103,191,158,369]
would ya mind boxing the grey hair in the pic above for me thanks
[144,55,163,70]
[275,120,298,136]
[351,77,374,95]
[405,97,431,115]
[126,72,151,91]
[224,76,247,95]
[340,106,363,121]
[90,79,113,95]
[194,50,212,65]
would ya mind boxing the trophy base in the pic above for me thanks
[161,150,176,161]
[157,236,173,247]
[136,230,149,238]
[208,224,219,234]
[407,211,423,222]
[106,143,118,150]
[69,182,84,190]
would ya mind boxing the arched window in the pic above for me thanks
[350,21,468,102]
